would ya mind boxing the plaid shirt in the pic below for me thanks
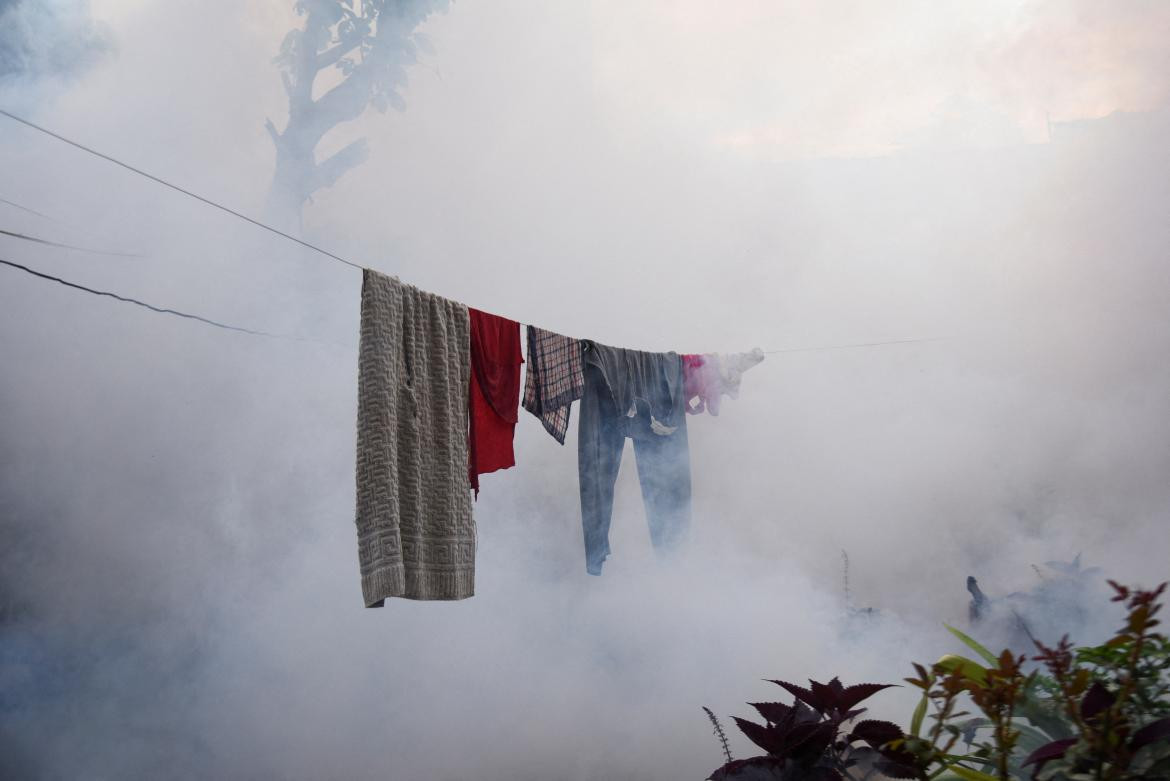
[522,325,585,444]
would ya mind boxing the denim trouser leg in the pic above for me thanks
[578,364,626,575]
[631,419,691,556]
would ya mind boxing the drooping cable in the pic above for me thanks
[763,336,946,354]
[0,256,281,338]
[0,109,949,356]
[0,196,57,222]
[0,109,364,271]
[0,227,142,257]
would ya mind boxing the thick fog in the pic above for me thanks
[2,2,1170,779]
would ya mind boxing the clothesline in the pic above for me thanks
[0,108,946,356]
[0,109,362,271]
[0,227,143,257]
[763,336,948,354]
[0,195,57,222]
[2,109,955,604]
[0,256,279,337]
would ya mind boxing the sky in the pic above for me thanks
[2,1,1170,779]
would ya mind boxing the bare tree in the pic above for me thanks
[266,0,447,230]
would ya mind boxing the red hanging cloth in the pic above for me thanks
[468,308,523,496]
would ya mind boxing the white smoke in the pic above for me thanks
[1,2,1168,779]
[0,0,112,85]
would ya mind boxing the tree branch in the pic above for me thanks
[308,138,370,194]
[316,34,365,71]
[264,118,282,149]
[302,68,372,144]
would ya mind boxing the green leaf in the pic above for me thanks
[936,654,989,685]
[945,624,999,667]
[945,764,1001,781]
[911,693,928,737]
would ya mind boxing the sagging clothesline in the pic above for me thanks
[355,270,768,602]
[2,108,955,607]
[0,227,143,257]
[0,107,946,356]
[0,257,277,337]
[763,337,949,355]
[0,109,362,271]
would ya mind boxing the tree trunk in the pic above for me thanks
[265,130,314,233]
[265,2,439,232]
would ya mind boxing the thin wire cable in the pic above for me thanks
[0,257,283,338]
[0,109,364,271]
[0,196,57,222]
[1,110,949,356]
[763,336,946,355]
[0,227,142,257]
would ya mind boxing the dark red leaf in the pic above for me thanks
[770,680,818,711]
[875,758,921,779]
[733,717,786,756]
[1022,738,1078,767]
[784,720,820,749]
[839,683,899,711]
[1080,681,1115,720]
[787,722,836,762]
[750,701,793,725]
[1130,716,1170,751]
[848,719,904,749]
[809,679,840,712]
[791,700,819,724]
[708,756,785,781]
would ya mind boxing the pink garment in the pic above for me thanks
[682,354,714,415]
[682,349,765,416]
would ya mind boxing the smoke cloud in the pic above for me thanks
[2,2,1169,779]
[0,0,111,86]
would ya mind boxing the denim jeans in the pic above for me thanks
[577,344,692,575]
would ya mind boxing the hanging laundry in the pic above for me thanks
[468,308,523,496]
[355,269,476,606]
[522,325,585,444]
[682,354,708,412]
[682,348,765,415]
[578,341,691,575]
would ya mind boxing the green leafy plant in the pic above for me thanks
[703,581,1170,781]
[1023,581,1170,780]
[895,649,1031,781]
[901,581,1170,781]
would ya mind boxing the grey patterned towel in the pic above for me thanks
[355,269,475,605]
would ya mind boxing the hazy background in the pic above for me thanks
[2,1,1169,778]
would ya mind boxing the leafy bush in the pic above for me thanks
[704,581,1170,781]
[1022,582,1170,779]
[704,678,917,780]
